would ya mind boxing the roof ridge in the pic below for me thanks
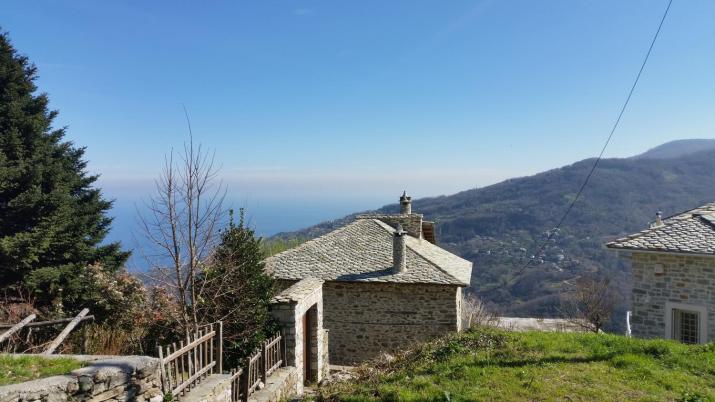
[368,219,467,285]
[369,218,397,234]
[661,201,715,221]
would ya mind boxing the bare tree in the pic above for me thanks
[138,117,226,336]
[561,275,616,333]
[461,292,498,329]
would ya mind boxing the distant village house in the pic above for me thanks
[607,203,715,344]
[265,192,473,364]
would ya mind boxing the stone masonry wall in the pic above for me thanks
[246,367,298,402]
[320,329,329,380]
[630,252,715,342]
[0,355,162,402]
[323,281,461,365]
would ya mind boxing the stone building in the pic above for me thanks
[265,193,473,364]
[607,202,715,344]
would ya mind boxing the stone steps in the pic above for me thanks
[180,374,232,402]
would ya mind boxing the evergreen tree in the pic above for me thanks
[0,31,129,314]
[199,209,276,367]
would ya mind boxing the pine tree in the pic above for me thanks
[0,31,130,314]
[199,209,276,367]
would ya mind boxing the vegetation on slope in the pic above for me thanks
[316,328,715,402]
[0,355,84,386]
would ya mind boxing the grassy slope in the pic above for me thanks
[0,355,84,386]
[316,329,715,402]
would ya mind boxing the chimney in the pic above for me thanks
[393,224,407,273]
[650,211,663,228]
[399,191,412,215]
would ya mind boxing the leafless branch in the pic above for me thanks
[137,115,226,337]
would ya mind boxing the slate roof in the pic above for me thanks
[606,202,715,256]
[265,218,472,286]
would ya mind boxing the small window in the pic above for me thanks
[672,309,700,344]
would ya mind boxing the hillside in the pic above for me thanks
[314,328,715,401]
[273,142,715,329]
[633,138,715,159]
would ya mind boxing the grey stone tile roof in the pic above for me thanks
[265,218,472,286]
[606,202,715,255]
[271,278,324,304]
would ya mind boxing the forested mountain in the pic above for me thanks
[273,140,715,330]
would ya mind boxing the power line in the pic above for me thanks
[480,0,674,294]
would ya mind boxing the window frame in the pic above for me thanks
[664,302,708,344]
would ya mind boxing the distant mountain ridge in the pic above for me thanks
[632,138,715,159]
[273,139,715,330]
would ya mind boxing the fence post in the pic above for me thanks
[241,358,250,402]
[281,330,287,367]
[157,345,166,393]
[43,308,89,354]
[0,314,36,346]
[260,340,267,385]
[218,321,223,374]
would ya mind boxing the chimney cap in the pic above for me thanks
[394,223,406,236]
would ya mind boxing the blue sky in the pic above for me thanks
[2,1,715,244]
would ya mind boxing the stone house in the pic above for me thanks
[607,202,715,344]
[265,193,473,364]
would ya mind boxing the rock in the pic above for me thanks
[78,376,94,393]
[148,394,163,402]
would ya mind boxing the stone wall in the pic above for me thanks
[182,373,232,402]
[630,252,715,342]
[320,329,329,380]
[246,367,298,402]
[0,355,162,402]
[323,281,462,365]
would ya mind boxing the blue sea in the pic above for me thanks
[104,192,385,271]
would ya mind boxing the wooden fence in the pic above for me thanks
[241,332,284,401]
[157,325,284,402]
[264,333,283,377]
[244,346,263,397]
[0,309,95,354]
[228,367,243,402]
[157,322,223,398]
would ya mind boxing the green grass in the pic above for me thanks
[315,328,715,402]
[0,354,85,386]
